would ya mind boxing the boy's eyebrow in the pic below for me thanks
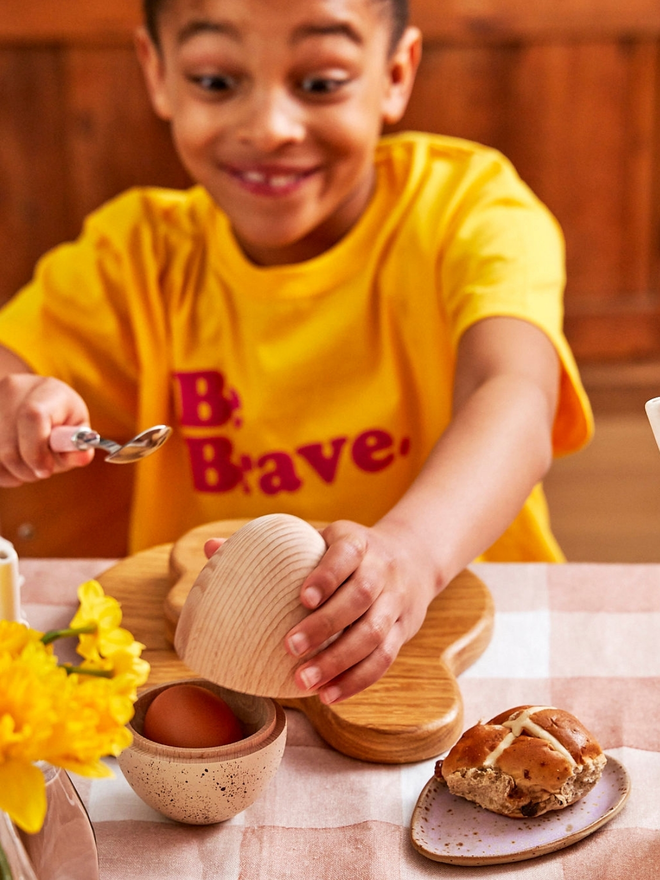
[174,20,363,48]
[176,20,241,46]
[290,22,364,46]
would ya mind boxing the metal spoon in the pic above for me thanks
[49,424,172,463]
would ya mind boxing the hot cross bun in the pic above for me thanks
[435,705,606,818]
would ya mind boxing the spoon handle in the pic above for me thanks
[49,425,100,453]
[645,398,660,452]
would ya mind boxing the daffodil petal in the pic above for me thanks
[0,760,47,833]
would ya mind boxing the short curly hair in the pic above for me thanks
[142,0,409,52]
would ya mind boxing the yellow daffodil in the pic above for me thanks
[0,758,47,836]
[0,582,150,835]
[0,630,67,832]
[66,580,137,663]
[93,648,151,702]
[0,620,44,658]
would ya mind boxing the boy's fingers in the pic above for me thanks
[299,522,367,609]
[203,537,226,559]
[293,595,400,691]
[17,416,55,477]
[286,566,385,657]
[307,624,405,705]
[0,466,25,487]
[16,375,91,475]
[22,421,94,476]
[50,449,95,473]
[0,430,47,482]
[2,419,94,481]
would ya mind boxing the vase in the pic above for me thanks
[0,811,38,880]
[14,764,99,880]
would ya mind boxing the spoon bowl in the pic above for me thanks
[49,424,172,463]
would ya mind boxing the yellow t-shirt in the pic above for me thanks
[0,132,592,556]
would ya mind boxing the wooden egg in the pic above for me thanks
[174,513,327,698]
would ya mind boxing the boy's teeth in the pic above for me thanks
[241,170,300,187]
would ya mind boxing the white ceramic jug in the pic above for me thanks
[0,535,23,622]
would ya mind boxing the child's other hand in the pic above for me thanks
[0,373,94,486]
[203,537,226,558]
[284,520,439,705]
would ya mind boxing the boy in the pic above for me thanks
[0,0,591,704]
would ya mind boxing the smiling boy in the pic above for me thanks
[0,0,591,704]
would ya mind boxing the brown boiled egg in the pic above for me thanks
[142,683,244,748]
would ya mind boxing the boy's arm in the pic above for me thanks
[284,316,560,704]
[0,344,93,486]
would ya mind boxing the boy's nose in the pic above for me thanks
[236,87,306,150]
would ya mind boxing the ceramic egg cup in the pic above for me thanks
[118,678,287,825]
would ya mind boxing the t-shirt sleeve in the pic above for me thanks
[0,201,142,439]
[439,152,593,456]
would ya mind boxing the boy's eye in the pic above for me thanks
[190,74,236,93]
[300,76,348,95]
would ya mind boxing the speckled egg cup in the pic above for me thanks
[117,678,287,825]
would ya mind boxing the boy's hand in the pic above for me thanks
[0,373,94,486]
[201,525,433,704]
[283,520,439,705]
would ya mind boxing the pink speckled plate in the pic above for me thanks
[411,754,630,865]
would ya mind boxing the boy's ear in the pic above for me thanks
[381,26,422,126]
[134,27,173,121]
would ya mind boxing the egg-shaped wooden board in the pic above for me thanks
[98,518,495,764]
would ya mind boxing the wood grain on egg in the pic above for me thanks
[174,514,327,699]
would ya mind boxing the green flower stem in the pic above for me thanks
[62,665,113,678]
[0,841,14,880]
[41,625,96,645]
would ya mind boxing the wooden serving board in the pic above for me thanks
[99,520,495,764]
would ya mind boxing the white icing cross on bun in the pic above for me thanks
[482,706,577,769]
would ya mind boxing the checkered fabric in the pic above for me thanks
[21,560,659,880]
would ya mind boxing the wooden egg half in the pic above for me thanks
[174,513,327,698]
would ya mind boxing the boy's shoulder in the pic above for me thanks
[377,131,514,172]
[81,185,216,242]
[375,132,543,215]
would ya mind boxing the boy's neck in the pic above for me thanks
[231,166,377,267]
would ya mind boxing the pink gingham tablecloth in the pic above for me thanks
[20,560,660,879]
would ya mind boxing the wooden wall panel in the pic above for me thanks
[2,0,660,43]
[393,44,511,146]
[0,48,76,297]
[0,0,141,43]
[410,0,660,41]
[64,47,189,221]
[499,42,657,299]
[501,40,660,360]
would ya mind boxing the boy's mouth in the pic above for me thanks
[227,165,316,196]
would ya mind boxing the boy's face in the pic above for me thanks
[137,0,420,265]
